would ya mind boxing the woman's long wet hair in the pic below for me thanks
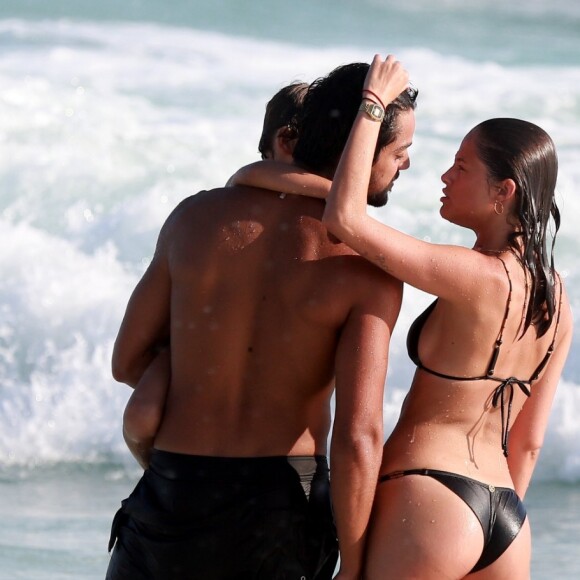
[471,118,560,337]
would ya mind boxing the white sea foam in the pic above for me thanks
[0,219,134,465]
[0,19,578,481]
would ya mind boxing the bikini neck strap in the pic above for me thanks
[529,272,564,381]
[486,255,512,377]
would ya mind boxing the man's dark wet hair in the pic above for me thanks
[293,62,418,177]
[258,81,308,159]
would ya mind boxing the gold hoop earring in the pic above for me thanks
[494,200,504,215]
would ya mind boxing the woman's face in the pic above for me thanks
[440,133,496,228]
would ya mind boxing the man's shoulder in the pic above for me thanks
[333,251,402,288]
[309,241,402,309]
[175,186,327,226]
[175,187,228,208]
[159,189,223,240]
[177,185,305,209]
[163,186,321,240]
[166,187,240,221]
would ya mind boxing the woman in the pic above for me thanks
[232,56,572,578]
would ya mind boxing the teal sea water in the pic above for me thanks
[0,0,579,577]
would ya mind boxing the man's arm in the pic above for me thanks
[331,271,402,580]
[112,214,173,388]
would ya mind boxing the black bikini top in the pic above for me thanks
[406,256,563,457]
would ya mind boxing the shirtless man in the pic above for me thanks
[106,61,415,580]
[120,81,309,470]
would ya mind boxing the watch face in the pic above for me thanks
[368,103,384,121]
[360,101,384,121]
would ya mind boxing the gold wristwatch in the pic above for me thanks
[359,101,385,122]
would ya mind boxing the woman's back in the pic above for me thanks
[382,250,567,485]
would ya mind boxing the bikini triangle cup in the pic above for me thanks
[406,255,563,456]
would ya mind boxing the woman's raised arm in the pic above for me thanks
[321,55,493,301]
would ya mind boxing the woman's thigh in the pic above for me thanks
[364,475,484,580]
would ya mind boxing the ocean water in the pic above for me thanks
[0,0,578,578]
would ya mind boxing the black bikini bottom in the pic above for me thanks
[378,468,527,573]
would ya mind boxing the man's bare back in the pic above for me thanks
[118,185,400,457]
[108,184,400,579]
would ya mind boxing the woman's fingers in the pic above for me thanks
[364,54,410,106]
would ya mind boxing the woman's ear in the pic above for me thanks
[496,178,517,203]
[493,178,518,218]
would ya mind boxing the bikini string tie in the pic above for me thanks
[491,377,531,458]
